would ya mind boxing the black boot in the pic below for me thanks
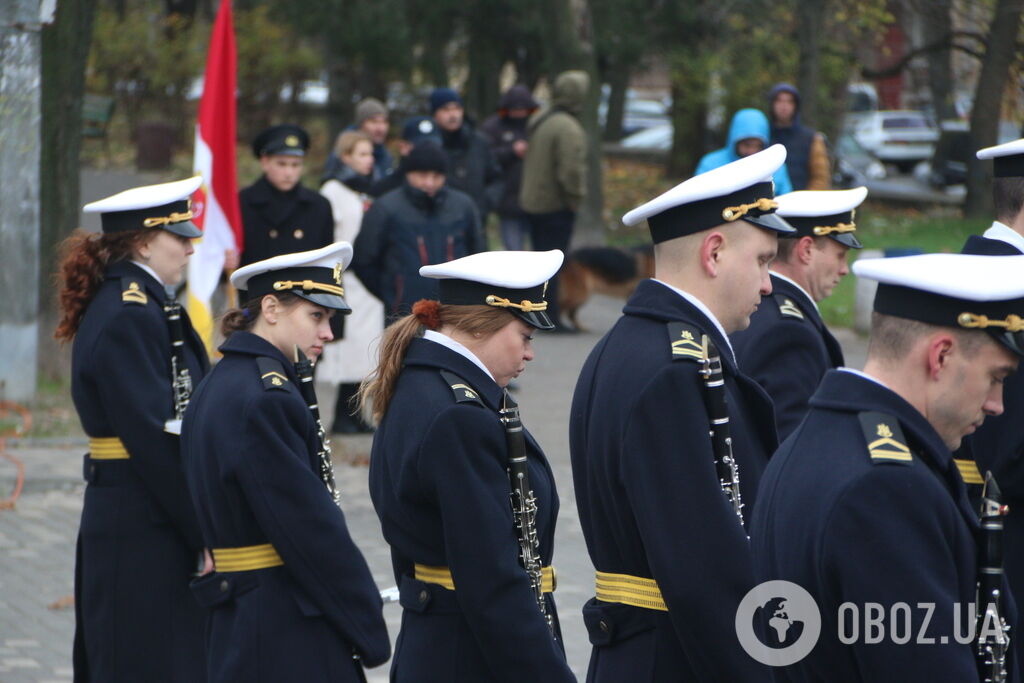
[332,383,374,434]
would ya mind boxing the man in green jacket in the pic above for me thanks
[520,70,589,332]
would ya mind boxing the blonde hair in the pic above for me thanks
[334,130,372,160]
[358,301,515,423]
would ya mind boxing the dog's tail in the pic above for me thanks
[569,247,637,284]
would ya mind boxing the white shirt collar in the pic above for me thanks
[769,270,819,313]
[652,279,735,360]
[982,221,1024,253]
[423,330,496,382]
[838,367,891,391]
[130,260,166,287]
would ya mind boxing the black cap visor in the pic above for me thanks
[521,310,554,330]
[992,330,1024,358]
[164,220,203,239]
[742,211,795,234]
[295,290,351,313]
[832,231,863,249]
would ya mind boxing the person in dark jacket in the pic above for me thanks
[362,249,576,682]
[182,243,390,682]
[352,142,482,322]
[430,87,502,218]
[697,108,794,195]
[570,146,794,682]
[322,97,394,184]
[58,177,210,681]
[481,84,539,250]
[731,187,865,441]
[752,252,1023,682]
[768,83,830,191]
[955,139,1024,668]
[368,115,443,198]
[236,124,334,268]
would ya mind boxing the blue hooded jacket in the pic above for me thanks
[695,108,793,195]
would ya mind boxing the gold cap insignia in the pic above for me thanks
[877,423,893,438]
[333,262,344,285]
[682,330,694,341]
[285,134,300,147]
[272,377,282,386]
[464,389,476,399]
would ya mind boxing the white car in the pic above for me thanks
[853,110,938,172]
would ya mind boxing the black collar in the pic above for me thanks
[219,331,299,383]
[106,260,168,304]
[770,273,823,328]
[245,175,311,205]
[403,336,504,410]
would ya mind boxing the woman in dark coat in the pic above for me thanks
[57,177,210,681]
[362,249,576,682]
[182,242,390,682]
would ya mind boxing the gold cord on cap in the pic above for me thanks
[721,198,778,222]
[812,222,857,236]
[143,210,194,228]
[273,280,345,297]
[957,312,1024,332]
[485,295,548,312]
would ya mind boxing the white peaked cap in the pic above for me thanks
[420,250,564,286]
[83,176,203,213]
[775,187,868,217]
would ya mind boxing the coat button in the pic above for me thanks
[220,579,229,592]
[269,229,279,239]
[599,620,609,633]
[418,590,428,603]
[293,228,304,239]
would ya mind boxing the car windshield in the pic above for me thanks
[882,116,929,130]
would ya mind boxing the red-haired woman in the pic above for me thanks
[363,250,577,682]
[56,178,209,681]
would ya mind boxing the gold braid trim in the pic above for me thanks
[813,222,857,236]
[957,312,1024,332]
[721,198,778,222]
[273,280,346,297]
[485,294,548,312]
[143,210,194,228]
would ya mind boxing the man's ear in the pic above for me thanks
[796,236,816,265]
[925,333,956,380]
[700,231,727,278]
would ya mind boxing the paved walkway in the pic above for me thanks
[0,291,867,681]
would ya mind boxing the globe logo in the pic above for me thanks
[735,580,821,666]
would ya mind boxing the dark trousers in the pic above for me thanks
[526,209,574,328]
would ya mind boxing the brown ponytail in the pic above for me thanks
[55,229,148,342]
[220,292,301,338]
[357,300,515,423]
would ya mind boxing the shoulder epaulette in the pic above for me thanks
[256,357,290,391]
[121,279,148,305]
[774,295,805,320]
[666,322,705,362]
[439,370,484,406]
[858,411,913,465]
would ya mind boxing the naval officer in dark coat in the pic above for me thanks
[752,252,1024,681]
[955,139,1024,667]
[731,186,866,440]
[236,124,334,268]
[570,145,796,681]
[182,243,390,682]
[363,250,576,682]
[58,177,210,681]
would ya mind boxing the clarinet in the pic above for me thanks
[293,347,340,506]
[164,301,193,434]
[499,390,555,637]
[976,471,1010,682]
[698,334,744,528]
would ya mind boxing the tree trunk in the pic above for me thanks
[922,0,955,121]
[39,0,99,382]
[667,50,710,178]
[464,29,502,123]
[965,0,1024,218]
[603,59,629,142]
[795,0,827,126]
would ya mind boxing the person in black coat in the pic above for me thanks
[480,84,540,250]
[59,177,210,681]
[363,250,576,682]
[955,139,1024,667]
[569,146,795,681]
[752,252,1024,681]
[731,187,865,441]
[235,124,334,269]
[352,142,483,322]
[182,243,390,682]
[430,87,503,218]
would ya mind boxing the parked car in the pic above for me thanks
[852,110,939,173]
[832,133,887,188]
[599,91,670,138]
[618,123,673,151]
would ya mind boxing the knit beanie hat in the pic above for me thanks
[404,142,448,174]
[355,97,388,124]
[429,87,462,113]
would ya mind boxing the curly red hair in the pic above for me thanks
[411,299,442,330]
[54,229,146,342]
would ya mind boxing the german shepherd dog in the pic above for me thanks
[559,245,655,330]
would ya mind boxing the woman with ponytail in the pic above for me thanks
[364,250,576,682]
[57,178,210,681]
[181,243,389,682]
